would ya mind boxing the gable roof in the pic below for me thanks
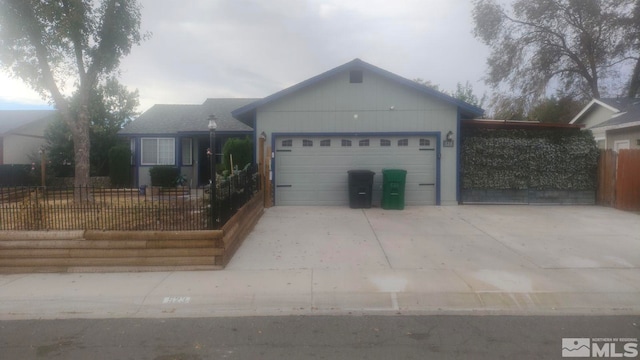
[591,99,640,129]
[232,58,485,122]
[0,110,57,135]
[569,98,640,124]
[570,97,640,129]
[120,98,257,136]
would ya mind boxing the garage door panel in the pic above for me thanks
[275,135,438,206]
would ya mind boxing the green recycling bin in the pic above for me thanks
[382,169,407,210]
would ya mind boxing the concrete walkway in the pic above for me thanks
[1,205,639,320]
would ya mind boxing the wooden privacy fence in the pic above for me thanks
[597,149,640,211]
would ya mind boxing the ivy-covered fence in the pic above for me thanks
[461,127,599,204]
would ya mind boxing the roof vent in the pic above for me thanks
[349,70,363,83]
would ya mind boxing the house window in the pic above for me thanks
[341,139,352,147]
[320,139,331,147]
[181,138,193,165]
[380,139,391,147]
[398,139,409,147]
[282,139,293,147]
[419,139,431,146]
[349,70,363,83]
[359,139,370,147]
[303,139,313,147]
[141,138,175,165]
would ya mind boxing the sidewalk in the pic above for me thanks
[1,267,639,320]
[1,205,639,320]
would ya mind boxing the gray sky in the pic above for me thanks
[0,0,491,113]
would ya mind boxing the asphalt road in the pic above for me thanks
[1,315,639,360]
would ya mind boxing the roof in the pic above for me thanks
[570,97,640,125]
[590,99,640,130]
[0,110,57,135]
[232,58,485,121]
[119,98,257,135]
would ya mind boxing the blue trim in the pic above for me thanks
[118,131,252,137]
[232,59,484,120]
[271,131,442,206]
[456,109,461,204]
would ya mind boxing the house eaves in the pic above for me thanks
[232,58,485,121]
[591,120,640,132]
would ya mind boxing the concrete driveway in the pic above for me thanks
[2,205,639,319]
[228,205,640,313]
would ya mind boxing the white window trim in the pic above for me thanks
[613,140,630,152]
[141,137,176,166]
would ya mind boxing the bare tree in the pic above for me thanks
[473,0,638,111]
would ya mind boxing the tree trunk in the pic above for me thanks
[627,57,640,98]
[69,93,92,202]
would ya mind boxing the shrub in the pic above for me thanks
[461,128,599,190]
[0,164,35,186]
[222,137,253,173]
[149,166,180,187]
[108,145,131,188]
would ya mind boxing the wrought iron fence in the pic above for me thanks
[0,164,260,231]
[211,164,260,228]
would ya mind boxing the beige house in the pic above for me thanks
[0,110,56,165]
[570,98,640,151]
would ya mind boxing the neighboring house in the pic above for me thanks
[120,98,256,187]
[233,58,484,206]
[0,110,57,165]
[570,98,640,151]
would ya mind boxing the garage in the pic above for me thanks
[274,134,438,206]
[232,59,485,206]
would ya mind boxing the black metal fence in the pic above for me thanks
[212,164,260,229]
[0,165,260,231]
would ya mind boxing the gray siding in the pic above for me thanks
[256,69,460,205]
[583,106,615,129]
[607,126,640,150]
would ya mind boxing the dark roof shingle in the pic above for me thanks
[120,98,256,135]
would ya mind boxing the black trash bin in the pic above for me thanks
[347,170,375,209]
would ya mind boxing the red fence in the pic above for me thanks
[598,149,640,211]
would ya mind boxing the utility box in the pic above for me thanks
[347,170,375,209]
[382,169,407,210]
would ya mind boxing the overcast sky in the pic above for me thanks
[0,0,491,113]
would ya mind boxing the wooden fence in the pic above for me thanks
[597,149,640,211]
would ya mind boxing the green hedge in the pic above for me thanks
[222,136,253,173]
[461,128,599,190]
[108,145,131,188]
[0,164,35,186]
[149,166,180,187]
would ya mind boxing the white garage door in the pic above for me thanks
[274,135,438,206]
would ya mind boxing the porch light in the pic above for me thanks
[446,131,453,141]
[208,115,217,130]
